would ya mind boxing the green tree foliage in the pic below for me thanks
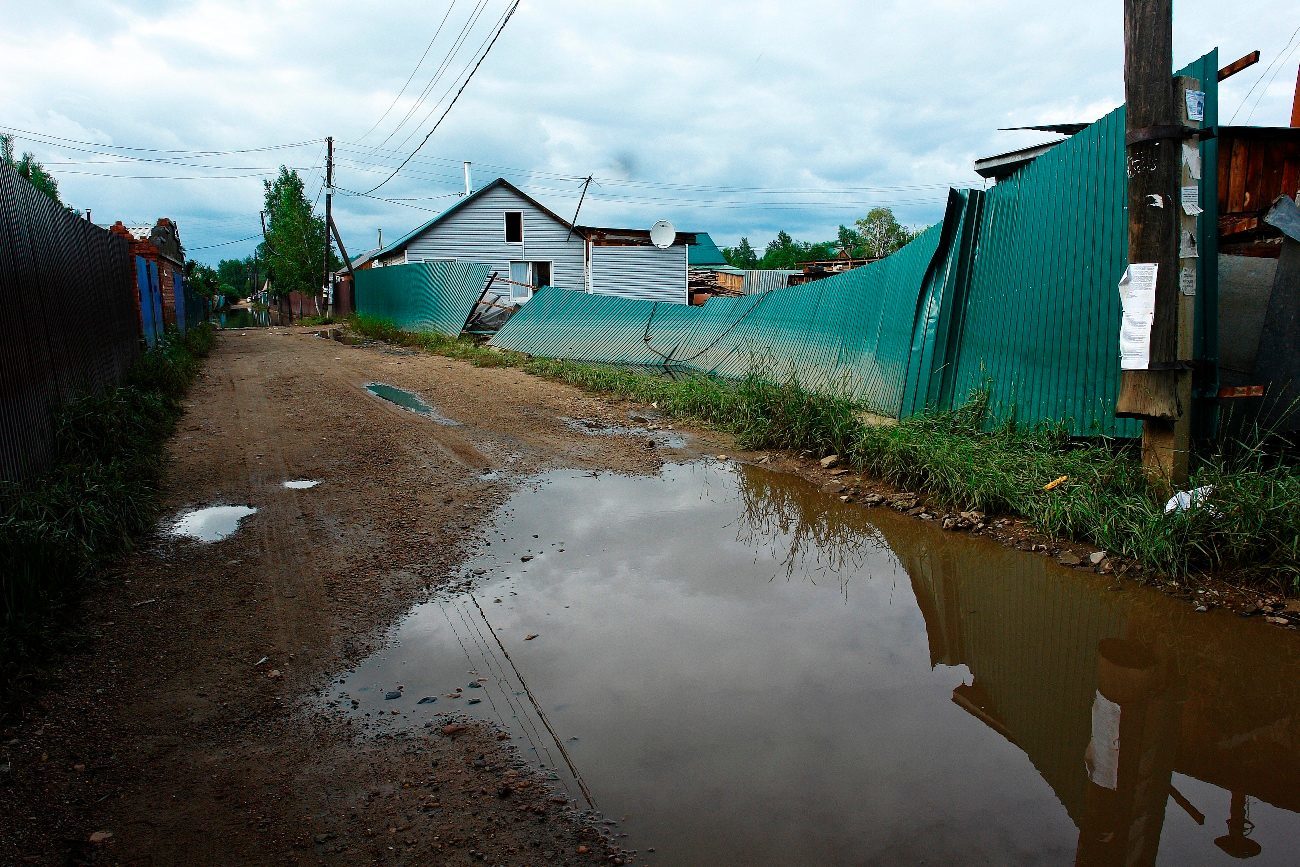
[184,261,220,298]
[217,282,242,304]
[216,256,258,296]
[1,133,63,205]
[722,237,759,269]
[258,167,337,306]
[855,207,915,259]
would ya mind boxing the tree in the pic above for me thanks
[836,224,863,258]
[258,167,337,320]
[855,207,915,259]
[217,256,256,296]
[184,261,220,298]
[1,133,63,205]
[723,237,758,269]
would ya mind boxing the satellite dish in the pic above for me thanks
[649,220,676,249]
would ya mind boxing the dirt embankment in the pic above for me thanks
[1,328,711,865]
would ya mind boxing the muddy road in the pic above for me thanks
[1,327,703,865]
[5,326,1300,866]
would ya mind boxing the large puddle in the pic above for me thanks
[330,463,1300,864]
[363,382,460,426]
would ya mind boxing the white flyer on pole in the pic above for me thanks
[1118,263,1157,370]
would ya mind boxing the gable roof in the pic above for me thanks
[381,177,576,257]
[688,232,729,266]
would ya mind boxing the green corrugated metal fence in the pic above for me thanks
[355,261,492,337]
[492,220,946,417]
[489,52,1221,439]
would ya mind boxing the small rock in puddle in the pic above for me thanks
[383,690,402,701]
[417,696,438,705]
[168,505,257,542]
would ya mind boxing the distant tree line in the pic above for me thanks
[720,207,917,270]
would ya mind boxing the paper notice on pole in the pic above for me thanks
[1180,230,1199,259]
[1182,142,1202,180]
[1118,263,1157,370]
[1185,89,1205,122]
[1086,690,1122,790]
[1180,266,1197,296]
[1181,185,1202,216]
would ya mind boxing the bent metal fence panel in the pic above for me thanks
[493,52,1222,438]
[0,163,142,482]
[491,221,948,418]
[355,260,493,337]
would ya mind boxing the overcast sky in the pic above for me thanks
[1,1,1295,265]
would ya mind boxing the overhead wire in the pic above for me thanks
[1229,24,1300,123]
[376,0,494,149]
[1243,37,1300,124]
[364,0,521,194]
[356,0,460,141]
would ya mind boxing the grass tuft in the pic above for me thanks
[0,325,215,698]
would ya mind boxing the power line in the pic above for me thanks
[189,233,262,251]
[383,0,504,153]
[376,0,494,149]
[0,125,320,155]
[1243,37,1300,124]
[1229,24,1300,123]
[356,0,460,141]
[364,0,520,194]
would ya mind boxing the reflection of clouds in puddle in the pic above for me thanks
[364,382,460,426]
[168,505,257,542]
[282,479,320,489]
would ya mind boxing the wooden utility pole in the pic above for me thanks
[323,135,334,317]
[1116,0,1191,488]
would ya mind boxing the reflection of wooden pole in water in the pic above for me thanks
[1076,638,1180,866]
[1214,790,1262,859]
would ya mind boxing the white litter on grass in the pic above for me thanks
[1164,485,1219,516]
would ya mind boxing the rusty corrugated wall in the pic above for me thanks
[0,163,142,482]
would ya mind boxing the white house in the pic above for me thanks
[370,178,699,304]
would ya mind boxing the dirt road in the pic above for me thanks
[1,327,719,865]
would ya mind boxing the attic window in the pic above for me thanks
[504,211,523,243]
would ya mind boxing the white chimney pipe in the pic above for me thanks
[463,161,472,197]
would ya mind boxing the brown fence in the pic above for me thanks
[0,163,142,482]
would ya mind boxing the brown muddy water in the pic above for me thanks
[327,462,1300,865]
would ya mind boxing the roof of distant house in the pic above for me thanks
[380,177,705,257]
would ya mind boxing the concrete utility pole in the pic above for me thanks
[1116,0,1193,488]
[323,136,334,317]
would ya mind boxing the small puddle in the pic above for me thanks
[329,463,1300,864]
[282,479,320,489]
[560,416,686,449]
[168,505,257,542]
[363,383,460,426]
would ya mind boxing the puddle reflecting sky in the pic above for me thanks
[168,504,256,542]
[330,463,1300,865]
[364,382,460,426]
[281,479,320,489]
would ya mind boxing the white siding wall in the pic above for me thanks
[403,185,585,291]
[590,245,688,304]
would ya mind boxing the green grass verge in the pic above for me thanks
[0,324,215,696]
[348,314,1300,591]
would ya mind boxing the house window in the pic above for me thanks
[508,261,552,301]
[504,211,523,243]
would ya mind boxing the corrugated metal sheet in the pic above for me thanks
[355,260,492,336]
[403,183,587,292]
[740,270,797,294]
[491,52,1222,438]
[590,245,688,304]
[492,221,945,417]
[943,51,1219,437]
[0,162,142,482]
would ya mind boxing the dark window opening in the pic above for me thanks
[532,261,551,287]
[504,212,523,243]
